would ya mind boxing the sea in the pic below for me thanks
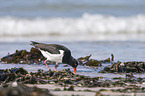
[0,0,145,78]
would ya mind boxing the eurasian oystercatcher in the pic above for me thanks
[30,41,78,74]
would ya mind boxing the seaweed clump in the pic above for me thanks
[0,67,145,94]
[100,61,145,73]
[77,55,111,67]
[1,47,45,64]
[0,81,53,96]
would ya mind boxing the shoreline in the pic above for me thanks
[26,83,145,96]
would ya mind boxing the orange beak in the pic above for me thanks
[73,67,77,74]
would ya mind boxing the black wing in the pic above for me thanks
[30,41,71,54]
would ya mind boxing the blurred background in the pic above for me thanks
[0,0,145,42]
[0,0,145,62]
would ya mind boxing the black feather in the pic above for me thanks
[30,41,71,54]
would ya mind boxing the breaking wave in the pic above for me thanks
[0,14,145,36]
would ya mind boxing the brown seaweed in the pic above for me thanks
[100,61,145,73]
[1,47,45,64]
[77,55,111,67]
[0,81,53,96]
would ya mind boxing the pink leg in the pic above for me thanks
[55,63,58,71]
[55,66,57,71]
[44,60,50,71]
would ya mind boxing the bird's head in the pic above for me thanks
[70,58,78,74]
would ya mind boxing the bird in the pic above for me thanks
[30,41,78,74]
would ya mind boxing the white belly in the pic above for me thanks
[40,49,64,63]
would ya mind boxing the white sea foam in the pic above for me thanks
[0,14,145,37]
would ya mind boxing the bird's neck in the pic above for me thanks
[62,55,73,65]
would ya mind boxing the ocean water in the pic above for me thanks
[0,0,145,41]
[0,0,145,78]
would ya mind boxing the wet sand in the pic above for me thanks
[26,84,145,96]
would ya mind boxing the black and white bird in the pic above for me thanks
[30,41,78,74]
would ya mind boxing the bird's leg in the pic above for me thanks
[55,63,58,71]
[44,60,50,71]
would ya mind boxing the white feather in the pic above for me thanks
[40,49,64,63]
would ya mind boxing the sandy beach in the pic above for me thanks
[26,83,145,96]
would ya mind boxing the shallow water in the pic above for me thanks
[0,41,145,79]
[0,63,145,79]
[1,41,145,61]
